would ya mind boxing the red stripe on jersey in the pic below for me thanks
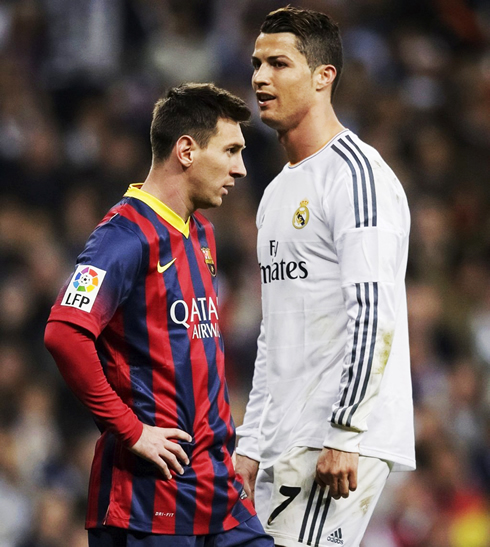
[198,218,240,530]
[119,205,179,533]
[168,222,214,534]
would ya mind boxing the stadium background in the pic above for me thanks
[0,0,489,545]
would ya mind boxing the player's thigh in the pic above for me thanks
[205,515,274,547]
[263,446,390,547]
[88,527,205,547]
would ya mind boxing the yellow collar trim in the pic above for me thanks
[124,184,190,238]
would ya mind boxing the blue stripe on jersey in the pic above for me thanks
[130,199,199,533]
[225,384,236,457]
[332,144,361,228]
[117,211,157,529]
[194,220,223,356]
[98,433,116,524]
[331,282,378,428]
[159,230,199,535]
[333,137,378,228]
[345,135,377,227]
[339,139,369,227]
[184,219,229,531]
[97,344,108,376]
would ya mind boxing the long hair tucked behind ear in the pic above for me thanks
[150,83,251,163]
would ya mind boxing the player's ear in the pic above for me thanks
[315,64,337,92]
[175,135,197,168]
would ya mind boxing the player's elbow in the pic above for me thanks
[44,320,59,355]
[44,320,77,362]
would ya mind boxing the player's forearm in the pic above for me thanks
[325,281,397,452]
[45,320,143,446]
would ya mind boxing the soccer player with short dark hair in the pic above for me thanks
[235,7,415,547]
[45,83,274,547]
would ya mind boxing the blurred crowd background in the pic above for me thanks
[0,0,489,545]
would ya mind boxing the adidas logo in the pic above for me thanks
[327,528,344,544]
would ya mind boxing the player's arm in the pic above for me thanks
[45,219,192,477]
[235,319,267,503]
[45,320,191,478]
[319,156,409,497]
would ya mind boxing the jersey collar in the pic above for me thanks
[124,184,190,238]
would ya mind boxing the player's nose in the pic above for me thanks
[231,155,247,179]
[252,64,271,87]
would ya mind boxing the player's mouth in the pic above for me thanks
[257,92,276,107]
[222,183,235,195]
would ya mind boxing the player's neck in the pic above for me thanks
[278,106,345,165]
[141,164,193,222]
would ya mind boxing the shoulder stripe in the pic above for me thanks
[339,138,369,227]
[332,136,377,228]
[345,135,377,227]
[331,282,378,428]
[332,143,361,228]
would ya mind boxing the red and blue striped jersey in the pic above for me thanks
[47,184,254,534]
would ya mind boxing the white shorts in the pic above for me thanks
[254,446,391,547]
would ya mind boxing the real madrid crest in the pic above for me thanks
[292,199,310,229]
[201,247,216,276]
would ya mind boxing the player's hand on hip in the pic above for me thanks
[315,447,359,500]
[234,454,259,505]
[129,423,192,479]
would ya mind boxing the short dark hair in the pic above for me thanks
[150,83,251,163]
[260,6,343,98]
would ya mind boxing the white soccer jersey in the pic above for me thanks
[237,129,415,472]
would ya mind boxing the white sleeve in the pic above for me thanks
[235,320,267,461]
[323,158,409,453]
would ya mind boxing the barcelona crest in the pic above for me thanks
[293,199,310,229]
[201,247,216,276]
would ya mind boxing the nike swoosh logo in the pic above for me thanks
[157,258,176,274]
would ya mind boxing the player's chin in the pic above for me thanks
[197,196,222,210]
[259,111,282,130]
[210,196,223,208]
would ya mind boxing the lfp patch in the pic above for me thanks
[61,265,106,312]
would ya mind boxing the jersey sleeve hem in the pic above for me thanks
[324,424,365,453]
[235,434,261,462]
[126,420,144,447]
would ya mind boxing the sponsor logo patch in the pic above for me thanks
[169,296,220,339]
[61,264,106,312]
